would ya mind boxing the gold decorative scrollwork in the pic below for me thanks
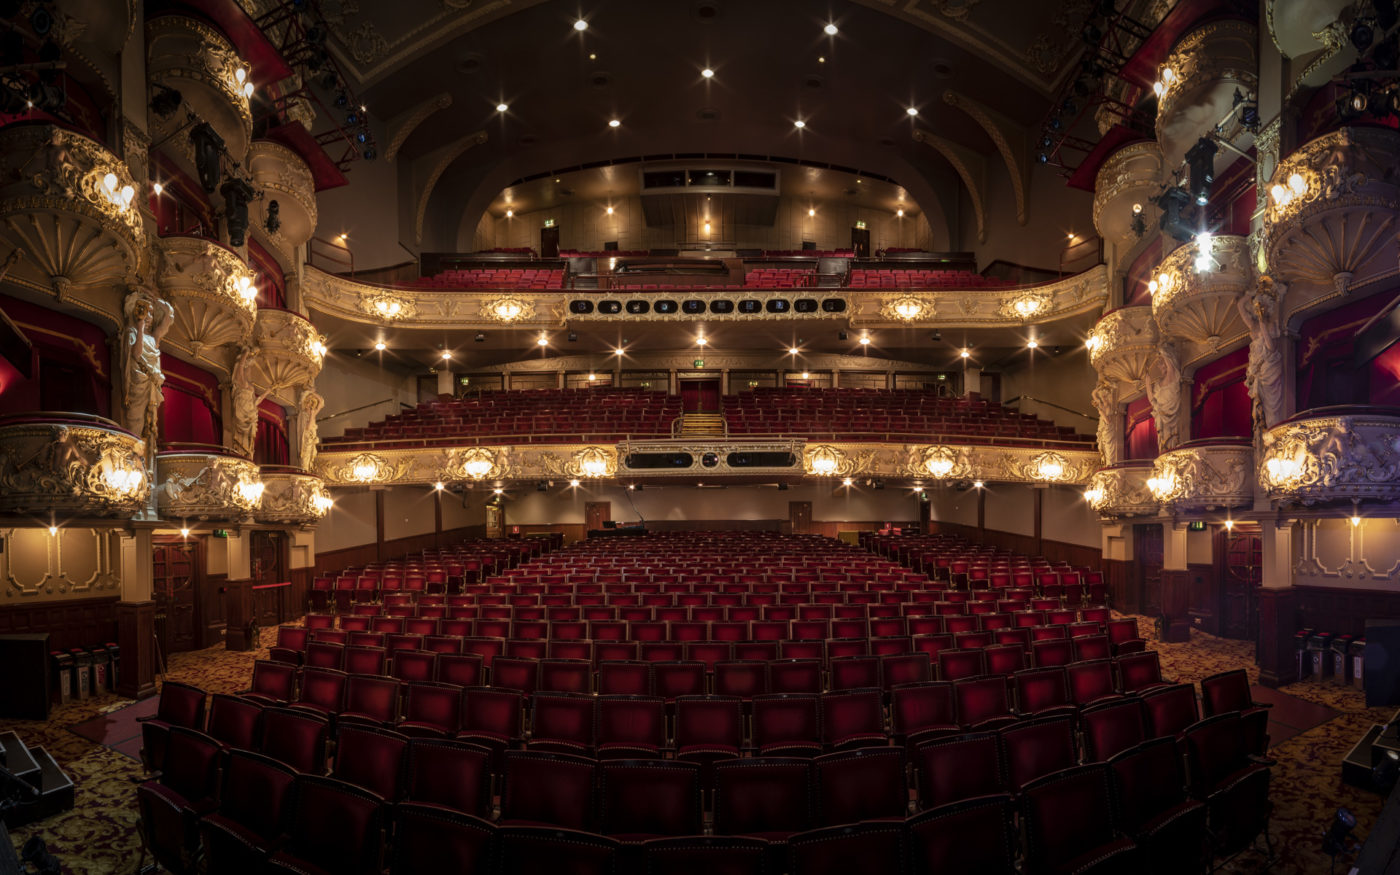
[880,296,934,322]
[1084,463,1157,517]
[0,420,149,517]
[325,452,410,484]
[257,471,331,525]
[442,446,509,481]
[1260,413,1400,504]
[157,453,263,520]
[902,445,972,480]
[482,296,535,323]
[359,292,417,321]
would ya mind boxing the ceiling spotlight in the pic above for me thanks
[537,334,549,346]
[179,527,190,537]
[793,120,806,129]
[896,209,904,217]
[574,18,588,31]
[496,102,509,112]
[614,347,625,356]
[374,341,386,351]
[808,207,816,217]
[48,525,57,536]
[569,479,581,487]
[906,107,918,116]
[701,68,715,78]
[842,478,853,486]
[434,481,445,491]
[697,335,708,346]
[494,487,504,494]
[801,371,810,379]
[824,23,838,35]
[608,118,621,128]
[1027,339,1039,349]
[152,182,163,196]
[441,350,452,360]
[788,346,800,355]
[606,205,614,215]
[960,348,970,359]
[506,209,514,218]
[588,372,597,381]
[859,335,871,346]
[973,480,984,488]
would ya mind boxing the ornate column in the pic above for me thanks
[115,600,157,699]
[1257,519,1298,687]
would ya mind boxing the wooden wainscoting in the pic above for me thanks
[925,521,1103,569]
[1295,585,1400,638]
[1186,562,1218,636]
[0,595,119,653]
[313,525,487,575]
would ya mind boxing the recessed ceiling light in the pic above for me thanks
[896,209,905,217]
[608,118,621,128]
[374,341,386,351]
[574,18,588,31]
[788,346,800,355]
[496,102,509,112]
[808,208,815,217]
[824,23,838,35]
[697,335,707,346]
[1027,339,1039,349]
[701,68,714,78]
[818,56,826,63]
[506,209,513,218]
[606,205,614,215]
[441,350,451,360]
[859,335,871,345]
[907,106,919,116]
[960,348,971,358]
[793,120,805,128]
[614,347,625,356]
[589,52,597,60]
[538,335,549,346]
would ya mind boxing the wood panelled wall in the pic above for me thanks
[314,525,487,575]
[0,596,119,653]
[1295,585,1400,638]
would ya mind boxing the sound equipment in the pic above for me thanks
[1365,621,1400,707]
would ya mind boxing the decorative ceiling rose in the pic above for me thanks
[484,296,534,322]
[881,295,933,322]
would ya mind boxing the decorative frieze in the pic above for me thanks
[1086,306,1158,386]
[1260,409,1400,505]
[1151,235,1252,362]
[1084,462,1157,517]
[0,416,149,517]
[156,235,257,359]
[156,451,263,521]
[1148,440,1254,511]
[256,469,332,525]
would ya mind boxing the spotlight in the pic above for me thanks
[569,478,580,487]
[701,68,714,79]
[574,18,588,31]
[1322,807,1357,859]
[960,348,971,359]
[906,106,918,116]
[374,341,385,351]
[608,118,621,128]
[264,199,281,234]
[434,481,445,491]
[219,177,256,246]
[1027,339,1039,349]
[189,122,226,193]
[496,102,509,112]
[1186,136,1218,206]
[537,334,548,346]
[1351,18,1375,53]
[1153,185,1197,243]
[824,23,838,35]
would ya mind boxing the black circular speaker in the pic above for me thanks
[569,300,595,314]
[598,300,622,314]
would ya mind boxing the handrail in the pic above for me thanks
[308,235,354,276]
[1002,395,1098,422]
[318,398,408,423]
[320,431,1096,451]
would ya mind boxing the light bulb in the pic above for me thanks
[606,206,614,215]
[907,107,918,116]
[434,482,444,491]
[1289,172,1307,194]
[842,478,853,487]
[701,68,714,78]
[103,173,118,192]
[973,480,984,488]
[120,185,134,205]
[574,18,588,30]
[789,346,800,355]
[570,479,581,487]
[374,341,386,351]
[824,23,838,35]
[859,336,870,345]
[808,208,815,217]
[960,349,970,359]
[152,182,163,196]
[244,82,254,98]
[1352,515,1362,527]
[793,120,805,129]
[697,336,707,346]
[48,525,57,536]
[441,350,451,360]
[496,103,509,112]
[180,527,190,537]
[896,209,904,217]
[235,68,246,84]
[538,335,548,346]
[1027,339,1038,349]
[608,118,621,128]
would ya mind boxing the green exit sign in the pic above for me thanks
[1188,521,1206,531]
[855,220,867,230]
[693,359,704,368]
[543,218,556,228]
[212,529,230,538]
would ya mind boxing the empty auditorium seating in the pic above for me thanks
[846,267,1012,288]
[410,266,564,289]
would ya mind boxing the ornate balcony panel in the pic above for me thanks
[253,308,325,391]
[156,236,257,359]
[248,141,318,253]
[0,414,149,517]
[256,467,331,525]
[316,440,1101,487]
[1267,0,1357,89]
[146,16,254,169]
[0,125,146,294]
[1263,127,1400,320]
[157,449,263,521]
[1084,461,1156,517]
[1260,407,1400,505]
[1151,235,1251,362]
[1092,142,1165,246]
[1148,439,1254,511]
[1155,21,1258,169]
[1086,306,1157,387]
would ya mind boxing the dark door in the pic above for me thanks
[1220,528,1262,640]
[789,501,813,534]
[586,502,611,531]
[486,503,504,539]
[851,227,871,259]
[541,226,561,258]
[680,379,720,413]
[250,530,287,629]
[153,538,200,655]
[1135,523,1164,616]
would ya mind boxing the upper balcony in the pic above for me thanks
[146,15,254,172]
[156,235,258,360]
[1084,461,1157,518]
[248,141,318,255]
[1092,142,1164,248]
[1267,1,1361,92]
[156,445,263,521]
[256,466,331,526]
[1148,438,1254,511]
[1086,306,1157,387]
[1151,234,1252,364]
[1260,406,1400,505]
[0,124,146,295]
[1263,127,1400,320]
[253,308,326,392]
[0,413,149,518]
[1154,20,1258,170]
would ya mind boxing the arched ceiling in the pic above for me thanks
[321,0,1098,251]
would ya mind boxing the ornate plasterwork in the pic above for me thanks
[0,419,149,517]
[1084,462,1156,517]
[880,295,935,322]
[304,265,1110,331]
[1260,412,1400,505]
[247,141,318,248]
[902,445,973,480]
[998,291,1052,322]
[1092,141,1164,243]
[156,236,258,358]
[1151,234,1252,360]
[912,129,986,243]
[1262,127,1400,316]
[1148,442,1253,511]
[316,440,1101,487]
[0,125,146,292]
[413,131,489,244]
[359,291,417,321]
[1155,20,1259,147]
[156,452,263,521]
[1086,306,1157,387]
[482,296,536,323]
[253,308,325,391]
[385,92,454,162]
[440,446,511,481]
[145,16,254,147]
[943,90,1026,225]
[255,470,331,525]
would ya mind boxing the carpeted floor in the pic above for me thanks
[0,619,1391,874]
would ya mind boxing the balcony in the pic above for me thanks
[1148,439,1254,511]
[256,467,332,526]
[1260,407,1400,505]
[248,141,318,253]
[253,308,325,392]
[1092,142,1165,246]
[156,446,263,521]
[0,124,146,295]
[1086,306,1157,386]
[156,236,257,359]
[0,414,149,517]
[1263,127,1400,312]
[1084,461,1157,518]
[146,15,254,172]
[1155,20,1258,169]
[1151,234,1251,362]
[1267,1,1359,90]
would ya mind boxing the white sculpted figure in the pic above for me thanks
[120,290,174,456]
[1240,277,1286,432]
[1091,378,1123,466]
[1144,339,1185,452]
[230,344,260,459]
[297,388,323,471]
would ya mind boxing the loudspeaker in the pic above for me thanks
[1365,620,1400,706]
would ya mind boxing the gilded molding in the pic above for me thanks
[253,308,325,391]
[1151,234,1252,359]
[1091,141,1164,243]
[1155,20,1259,141]
[802,444,869,478]
[880,295,935,323]
[1148,442,1254,511]
[248,141,318,248]
[256,470,331,525]
[1086,305,1158,387]
[0,419,149,517]
[157,452,263,520]
[156,236,257,358]
[943,90,1026,225]
[145,15,254,144]
[1084,462,1157,517]
[913,128,986,243]
[359,291,418,321]
[901,444,974,480]
[1260,411,1400,504]
[439,446,511,481]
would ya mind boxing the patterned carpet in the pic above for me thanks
[0,620,1390,874]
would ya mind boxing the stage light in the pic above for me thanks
[793,120,805,129]
[574,18,588,31]
[824,23,838,35]
[496,102,508,112]
[701,68,714,78]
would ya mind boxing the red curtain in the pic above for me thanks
[1297,289,1398,409]
[1123,239,1162,307]
[1191,347,1251,440]
[248,238,287,309]
[0,294,110,418]
[1124,396,1157,460]
[255,399,288,465]
[160,356,221,445]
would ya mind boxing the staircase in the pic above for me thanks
[678,413,726,437]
